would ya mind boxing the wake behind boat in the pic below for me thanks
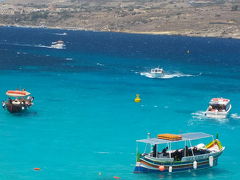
[205,98,231,119]
[2,90,34,113]
[134,132,224,173]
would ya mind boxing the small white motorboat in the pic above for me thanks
[150,68,164,78]
[205,98,231,118]
[50,40,65,49]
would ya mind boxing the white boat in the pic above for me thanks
[205,98,231,118]
[150,68,164,78]
[50,40,65,49]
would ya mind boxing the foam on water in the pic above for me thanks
[54,32,68,36]
[191,111,240,124]
[35,44,66,49]
[231,113,240,119]
[140,71,198,79]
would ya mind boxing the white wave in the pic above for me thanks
[34,44,51,48]
[54,32,67,36]
[192,111,229,123]
[96,63,104,66]
[191,111,207,119]
[140,72,198,79]
[65,58,73,61]
[231,113,240,119]
[95,152,110,154]
[34,44,66,49]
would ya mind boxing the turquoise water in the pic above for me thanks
[0,27,240,179]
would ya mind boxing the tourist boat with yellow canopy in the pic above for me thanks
[2,90,34,113]
[134,132,224,173]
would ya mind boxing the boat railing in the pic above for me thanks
[182,150,223,162]
[144,149,222,163]
[144,154,174,162]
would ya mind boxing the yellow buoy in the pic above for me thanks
[134,94,141,103]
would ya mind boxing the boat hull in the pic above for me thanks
[205,112,228,119]
[3,99,33,113]
[134,150,223,173]
[205,104,231,119]
[134,158,218,173]
[151,73,164,78]
[5,103,29,113]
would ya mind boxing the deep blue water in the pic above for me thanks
[0,26,240,180]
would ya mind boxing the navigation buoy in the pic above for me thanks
[134,94,141,103]
[159,165,165,171]
[34,168,40,171]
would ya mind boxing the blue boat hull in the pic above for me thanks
[134,158,218,173]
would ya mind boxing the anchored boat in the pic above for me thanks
[2,90,34,113]
[205,98,231,119]
[134,132,224,173]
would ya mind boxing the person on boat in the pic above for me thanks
[8,98,12,104]
[162,147,168,156]
[152,144,157,157]
[208,105,213,111]
[174,150,182,161]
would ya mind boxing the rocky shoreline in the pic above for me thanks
[0,0,240,39]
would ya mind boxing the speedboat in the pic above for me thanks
[134,132,224,173]
[150,68,164,78]
[50,40,65,49]
[205,98,231,118]
[2,90,34,113]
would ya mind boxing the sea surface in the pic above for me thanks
[0,26,240,180]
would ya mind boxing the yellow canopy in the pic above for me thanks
[157,134,182,141]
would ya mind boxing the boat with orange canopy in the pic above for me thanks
[134,132,224,173]
[2,90,34,113]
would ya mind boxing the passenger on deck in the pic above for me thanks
[162,147,168,156]
[152,144,157,157]
[208,105,213,111]
[184,146,189,156]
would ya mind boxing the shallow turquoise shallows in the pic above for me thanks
[0,27,240,180]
